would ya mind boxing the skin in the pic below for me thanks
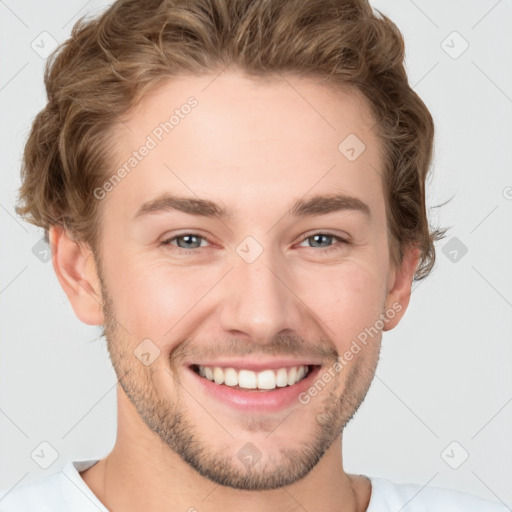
[51,71,419,512]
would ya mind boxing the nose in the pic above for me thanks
[217,244,303,344]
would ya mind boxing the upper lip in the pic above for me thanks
[188,358,323,372]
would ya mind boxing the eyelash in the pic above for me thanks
[160,232,350,254]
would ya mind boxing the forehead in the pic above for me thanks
[105,71,385,223]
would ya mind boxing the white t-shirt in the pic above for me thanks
[0,458,507,511]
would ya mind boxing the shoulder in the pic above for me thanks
[367,476,508,512]
[0,460,106,512]
[0,471,65,512]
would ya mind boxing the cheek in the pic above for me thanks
[103,253,219,353]
[298,261,386,347]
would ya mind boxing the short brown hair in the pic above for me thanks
[16,0,446,280]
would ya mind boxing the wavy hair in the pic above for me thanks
[16,0,447,280]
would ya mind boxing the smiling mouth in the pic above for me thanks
[190,364,318,391]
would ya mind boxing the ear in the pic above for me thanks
[49,225,105,326]
[383,245,420,331]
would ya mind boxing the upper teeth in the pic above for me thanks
[197,365,309,390]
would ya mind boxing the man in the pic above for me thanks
[1,0,506,510]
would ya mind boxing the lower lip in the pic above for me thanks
[186,365,321,413]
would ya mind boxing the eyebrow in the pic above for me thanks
[133,192,371,220]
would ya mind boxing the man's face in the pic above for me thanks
[94,71,398,490]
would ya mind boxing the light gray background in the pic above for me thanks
[1,0,511,506]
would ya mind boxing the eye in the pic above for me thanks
[297,232,350,253]
[161,233,210,251]
[160,231,350,254]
